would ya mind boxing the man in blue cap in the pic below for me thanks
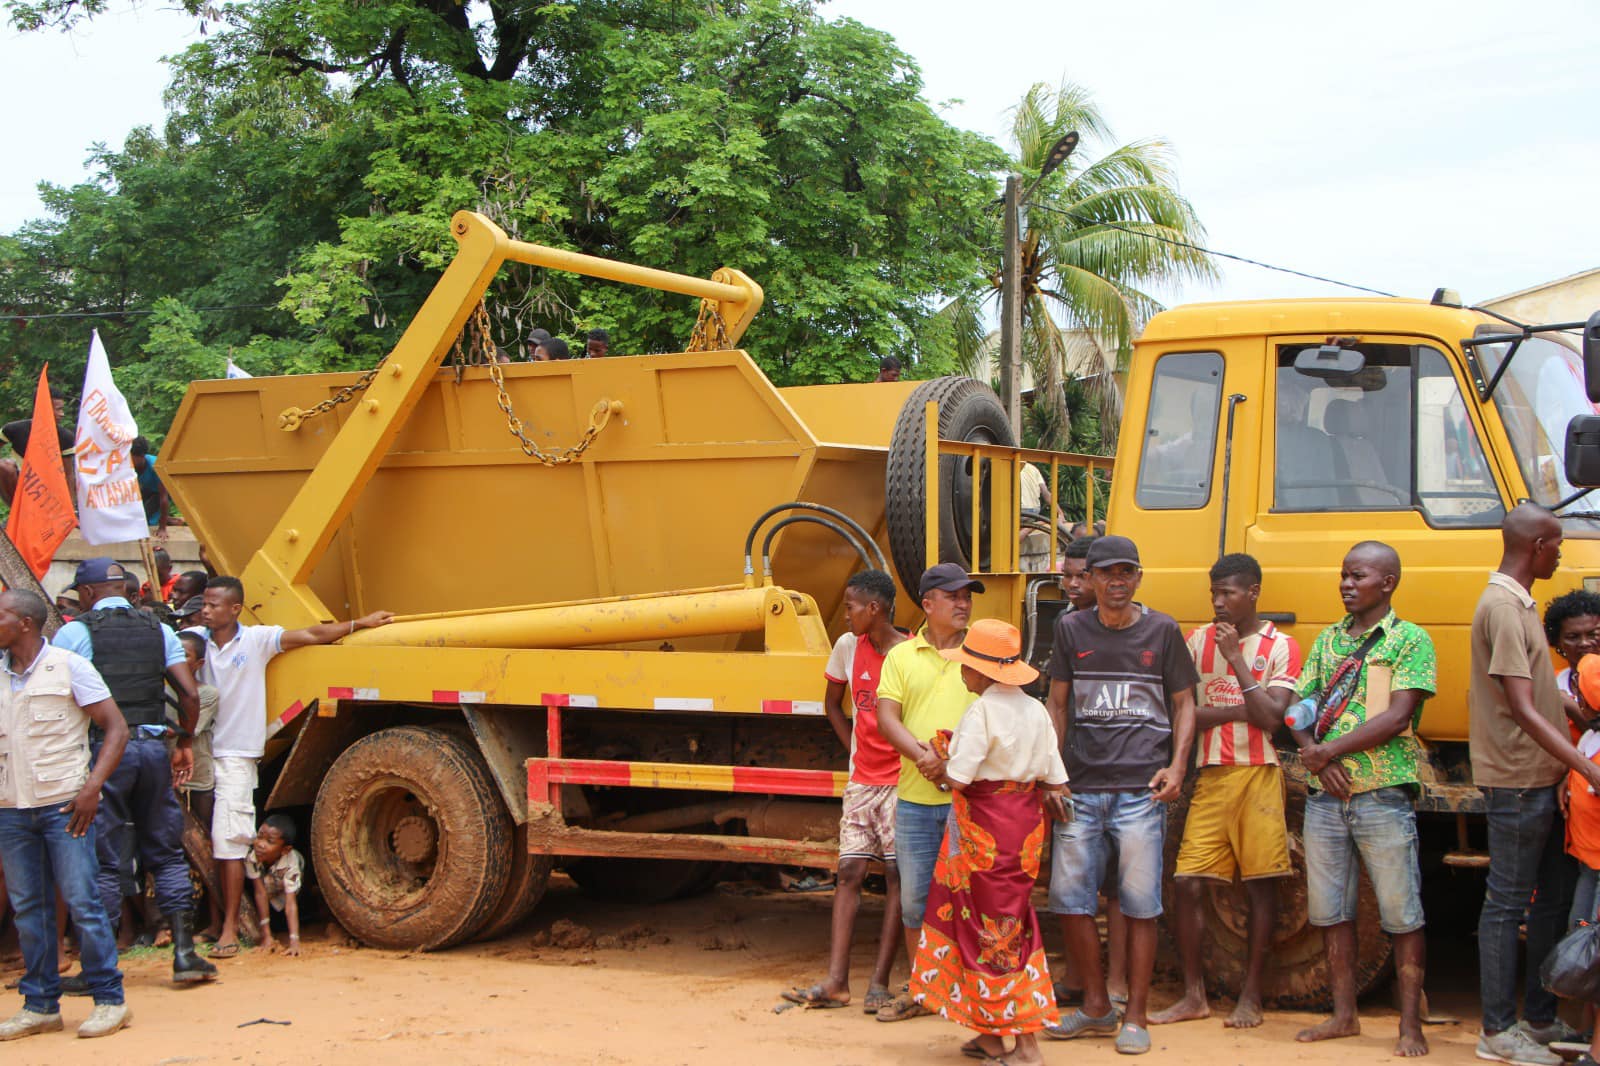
[52,558,215,987]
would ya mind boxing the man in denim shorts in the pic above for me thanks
[1043,536,1197,1055]
[1291,541,1433,1058]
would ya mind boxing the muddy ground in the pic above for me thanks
[0,873,1508,1064]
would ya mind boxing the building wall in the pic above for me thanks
[1480,269,1600,326]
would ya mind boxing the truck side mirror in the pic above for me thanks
[1584,311,1600,403]
[1292,344,1366,380]
[1565,414,1600,487]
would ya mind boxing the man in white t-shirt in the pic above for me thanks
[196,575,392,957]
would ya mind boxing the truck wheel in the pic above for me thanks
[885,377,1015,594]
[472,823,555,942]
[311,725,512,951]
[1161,768,1392,1010]
[565,856,722,904]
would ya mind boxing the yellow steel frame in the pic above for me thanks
[240,212,763,630]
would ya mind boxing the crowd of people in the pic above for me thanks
[0,558,391,1042]
[4,478,1600,1058]
[783,501,1600,1065]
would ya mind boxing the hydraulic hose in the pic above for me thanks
[743,501,887,576]
[759,515,877,580]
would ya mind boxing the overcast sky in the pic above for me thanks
[3,0,1597,309]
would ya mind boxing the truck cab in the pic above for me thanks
[1111,298,1600,757]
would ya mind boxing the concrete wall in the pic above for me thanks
[45,528,202,604]
[1480,268,1600,325]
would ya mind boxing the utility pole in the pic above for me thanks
[999,175,1023,433]
[997,132,1079,438]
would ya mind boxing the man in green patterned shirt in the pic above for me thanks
[1290,541,1435,1059]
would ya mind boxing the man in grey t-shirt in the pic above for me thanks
[1043,536,1197,1054]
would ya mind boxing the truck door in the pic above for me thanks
[1119,347,1248,625]
[1244,337,1508,741]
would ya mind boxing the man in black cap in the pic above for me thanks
[52,558,215,987]
[1043,535,1197,1054]
[871,562,982,1023]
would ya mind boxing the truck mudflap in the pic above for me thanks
[526,755,846,868]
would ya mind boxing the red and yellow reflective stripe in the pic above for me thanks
[527,757,846,804]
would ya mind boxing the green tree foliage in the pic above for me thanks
[939,81,1217,454]
[1,0,1004,441]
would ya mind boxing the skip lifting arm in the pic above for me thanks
[238,212,763,630]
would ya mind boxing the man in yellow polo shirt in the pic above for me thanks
[872,562,981,1022]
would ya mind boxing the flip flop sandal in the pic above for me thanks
[780,984,849,1009]
[862,985,893,1013]
[875,994,932,1022]
[208,942,240,959]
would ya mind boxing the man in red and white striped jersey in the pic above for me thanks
[1151,552,1301,1030]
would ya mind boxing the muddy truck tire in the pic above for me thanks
[472,823,555,942]
[1161,762,1393,1010]
[885,376,1015,593]
[312,725,512,951]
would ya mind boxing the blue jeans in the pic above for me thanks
[92,735,191,919]
[0,805,124,1012]
[895,798,951,928]
[1304,787,1424,933]
[1479,784,1575,1033]
[1047,790,1167,920]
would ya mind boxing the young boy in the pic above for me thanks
[246,815,304,956]
[909,618,1068,1065]
[172,631,221,938]
[1153,553,1299,1030]
[781,569,907,1010]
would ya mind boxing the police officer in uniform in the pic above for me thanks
[54,558,215,986]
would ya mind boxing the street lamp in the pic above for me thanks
[999,131,1078,434]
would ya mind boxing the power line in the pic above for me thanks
[1026,201,1399,298]
[0,302,284,322]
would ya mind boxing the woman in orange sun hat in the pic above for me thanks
[909,618,1070,1066]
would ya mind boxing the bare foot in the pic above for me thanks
[964,1035,1008,1058]
[1225,998,1264,1029]
[1149,992,1211,1025]
[1394,1028,1428,1057]
[1296,1015,1361,1043]
[998,1051,1044,1066]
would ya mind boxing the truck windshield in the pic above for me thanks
[1477,334,1600,523]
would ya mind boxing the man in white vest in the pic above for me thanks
[0,588,131,1041]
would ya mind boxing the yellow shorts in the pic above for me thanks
[1174,763,1291,881]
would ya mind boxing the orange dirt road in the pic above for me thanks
[2,875,1491,1064]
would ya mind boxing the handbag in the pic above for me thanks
[1541,919,1600,1002]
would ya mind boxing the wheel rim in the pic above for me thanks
[342,777,443,908]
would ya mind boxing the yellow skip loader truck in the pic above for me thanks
[161,211,1600,1005]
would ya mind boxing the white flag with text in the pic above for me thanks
[75,331,149,544]
[225,357,252,379]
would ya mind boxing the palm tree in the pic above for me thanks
[941,81,1218,455]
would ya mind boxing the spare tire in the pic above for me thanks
[885,377,1016,594]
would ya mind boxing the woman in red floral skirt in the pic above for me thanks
[911,618,1070,1066]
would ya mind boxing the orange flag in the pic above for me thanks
[6,367,77,578]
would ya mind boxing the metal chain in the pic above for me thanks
[278,360,385,431]
[685,298,731,352]
[458,301,615,465]
[282,300,615,461]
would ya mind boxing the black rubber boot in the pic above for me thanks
[169,910,218,984]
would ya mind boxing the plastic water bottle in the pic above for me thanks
[1285,696,1318,731]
